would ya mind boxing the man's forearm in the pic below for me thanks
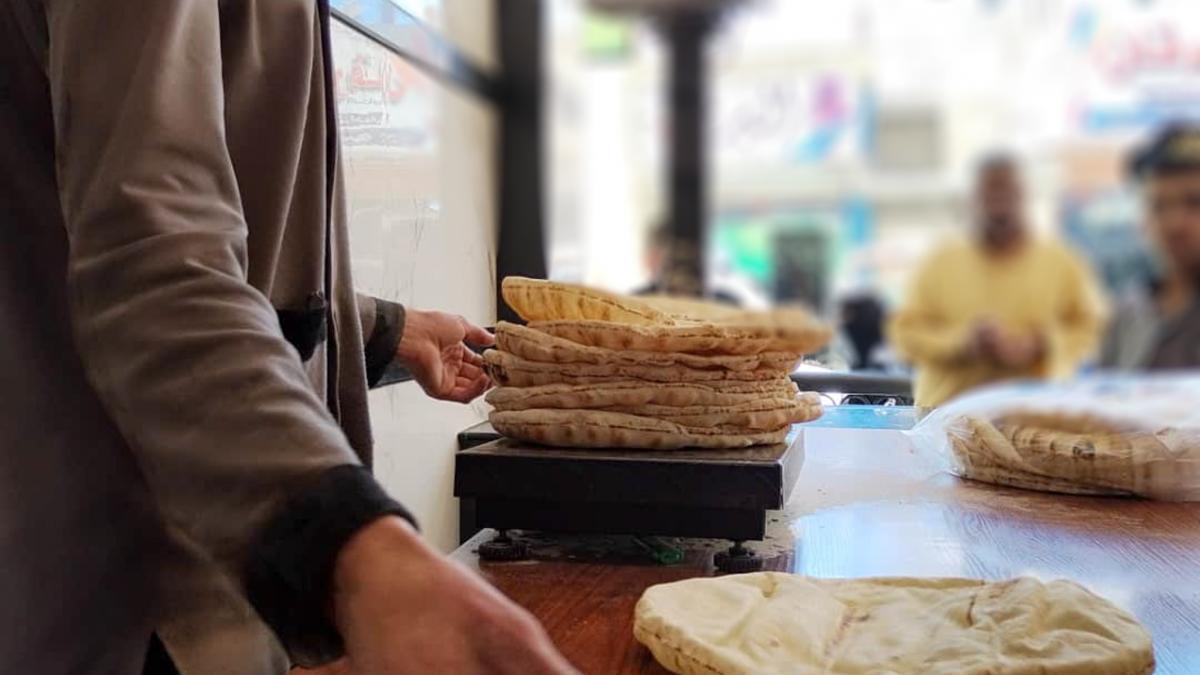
[245,466,416,667]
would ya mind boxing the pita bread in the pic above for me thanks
[530,319,829,357]
[501,277,832,356]
[484,349,787,387]
[489,409,790,449]
[502,276,669,325]
[637,294,743,321]
[496,322,801,372]
[949,432,1132,497]
[486,380,801,411]
[605,396,821,431]
[947,415,1176,497]
[634,573,1155,675]
[491,278,828,448]
[489,389,819,430]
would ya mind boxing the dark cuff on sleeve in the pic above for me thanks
[365,299,406,388]
[244,465,417,667]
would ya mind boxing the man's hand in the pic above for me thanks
[966,320,1044,369]
[396,310,494,403]
[330,518,578,675]
[965,320,1002,362]
[990,331,1046,369]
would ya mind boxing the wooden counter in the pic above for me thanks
[452,426,1200,674]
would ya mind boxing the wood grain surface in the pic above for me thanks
[453,426,1200,674]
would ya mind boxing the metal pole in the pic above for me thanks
[496,0,547,322]
[661,9,717,296]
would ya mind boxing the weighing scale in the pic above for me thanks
[455,423,804,572]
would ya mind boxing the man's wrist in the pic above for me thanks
[333,516,428,597]
[243,466,417,667]
[331,515,439,641]
[395,308,428,365]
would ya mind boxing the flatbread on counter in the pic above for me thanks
[496,321,801,372]
[530,319,831,357]
[634,573,1155,675]
[502,276,669,325]
[488,386,818,431]
[489,409,791,449]
[592,397,819,431]
[486,380,802,411]
[488,277,830,450]
[484,349,789,387]
[637,294,744,322]
[502,276,831,356]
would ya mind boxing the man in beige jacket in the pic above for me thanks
[0,1,574,674]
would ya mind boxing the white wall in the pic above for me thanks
[336,3,497,552]
[364,84,496,553]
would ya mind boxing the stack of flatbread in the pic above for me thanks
[634,572,1155,674]
[917,376,1200,500]
[948,410,1200,499]
[484,277,832,449]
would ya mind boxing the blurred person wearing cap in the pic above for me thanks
[1100,125,1200,371]
[889,155,1108,406]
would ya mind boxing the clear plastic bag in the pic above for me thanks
[906,374,1200,500]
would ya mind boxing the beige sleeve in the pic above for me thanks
[45,0,360,580]
[888,258,971,367]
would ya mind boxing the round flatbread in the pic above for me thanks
[485,381,802,411]
[484,349,789,387]
[501,276,832,356]
[489,409,791,449]
[530,319,830,357]
[502,276,668,325]
[634,573,1154,675]
[947,415,1179,498]
[495,322,801,372]
[488,386,819,431]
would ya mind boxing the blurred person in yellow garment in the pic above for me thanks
[889,155,1108,406]
[1100,124,1200,370]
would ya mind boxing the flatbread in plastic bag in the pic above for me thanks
[908,375,1200,500]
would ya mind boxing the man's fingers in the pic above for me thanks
[460,359,484,380]
[462,347,485,368]
[460,317,495,348]
[447,373,490,403]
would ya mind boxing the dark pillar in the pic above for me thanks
[495,0,547,322]
[660,9,718,297]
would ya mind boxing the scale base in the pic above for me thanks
[713,542,764,573]
[477,531,530,562]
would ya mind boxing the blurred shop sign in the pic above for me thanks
[1074,5,1200,134]
[714,73,867,166]
[330,19,437,153]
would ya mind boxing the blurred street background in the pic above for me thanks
[544,0,1198,370]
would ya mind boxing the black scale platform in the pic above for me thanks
[455,422,805,569]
